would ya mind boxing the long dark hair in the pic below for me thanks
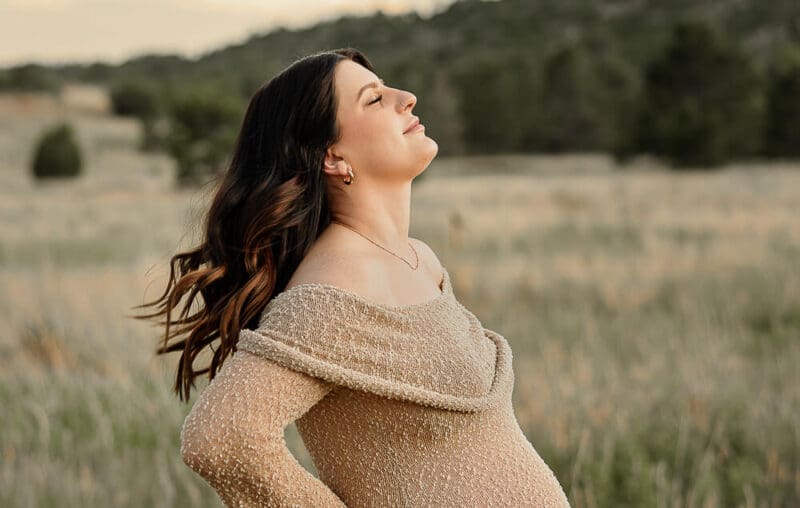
[130,48,376,402]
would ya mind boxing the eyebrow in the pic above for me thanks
[357,78,384,102]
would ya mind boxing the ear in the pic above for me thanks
[322,149,346,177]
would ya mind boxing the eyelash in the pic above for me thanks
[369,95,382,105]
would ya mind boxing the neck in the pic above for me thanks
[327,180,413,252]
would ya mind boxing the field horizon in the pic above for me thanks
[1,90,798,507]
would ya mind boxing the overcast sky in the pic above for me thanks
[0,0,458,68]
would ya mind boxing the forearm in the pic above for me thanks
[179,350,345,507]
[187,438,346,508]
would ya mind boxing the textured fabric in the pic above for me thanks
[180,266,571,507]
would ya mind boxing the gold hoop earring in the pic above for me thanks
[343,167,354,185]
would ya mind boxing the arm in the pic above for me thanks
[180,349,347,508]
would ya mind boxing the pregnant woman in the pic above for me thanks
[136,48,571,507]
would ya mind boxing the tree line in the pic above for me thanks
[8,1,800,185]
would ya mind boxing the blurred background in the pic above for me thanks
[1,0,799,506]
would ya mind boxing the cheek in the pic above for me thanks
[351,116,399,151]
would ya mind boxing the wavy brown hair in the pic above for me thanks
[130,48,376,402]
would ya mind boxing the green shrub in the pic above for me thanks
[109,80,160,120]
[109,80,166,153]
[164,86,242,188]
[31,123,83,180]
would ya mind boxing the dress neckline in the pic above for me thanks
[272,265,450,312]
[244,264,515,412]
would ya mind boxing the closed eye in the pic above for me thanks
[369,95,382,105]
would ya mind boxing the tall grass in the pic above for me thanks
[1,102,798,506]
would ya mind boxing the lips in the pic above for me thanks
[403,117,420,134]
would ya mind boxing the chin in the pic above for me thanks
[422,136,438,160]
[416,142,438,173]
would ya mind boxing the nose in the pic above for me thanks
[399,91,416,112]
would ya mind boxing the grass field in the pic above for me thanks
[1,90,798,507]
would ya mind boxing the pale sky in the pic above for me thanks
[0,0,458,68]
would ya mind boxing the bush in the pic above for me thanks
[31,123,83,180]
[164,86,242,188]
[109,80,165,153]
[109,80,160,120]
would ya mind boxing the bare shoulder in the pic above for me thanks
[409,237,444,277]
[284,237,442,299]
[284,247,383,295]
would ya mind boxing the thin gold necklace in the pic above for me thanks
[329,219,419,270]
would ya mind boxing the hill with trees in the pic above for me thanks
[3,0,799,182]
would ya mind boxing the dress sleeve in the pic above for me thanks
[180,349,347,508]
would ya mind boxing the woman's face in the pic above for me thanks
[327,59,438,184]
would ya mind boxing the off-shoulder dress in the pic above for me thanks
[180,266,571,507]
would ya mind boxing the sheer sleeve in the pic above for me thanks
[180,349,347,508]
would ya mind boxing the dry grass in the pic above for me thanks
[1,94,798,507]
